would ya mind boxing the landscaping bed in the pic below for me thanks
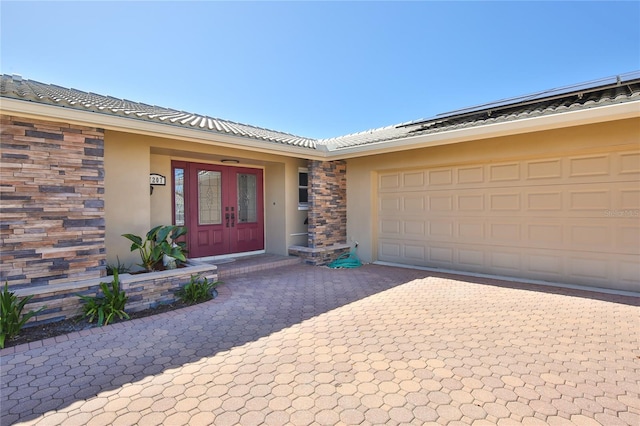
[5,299,196,349]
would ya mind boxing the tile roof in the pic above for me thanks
[0,75,317,149]
[319,71,640,150]
[2,72,639,153]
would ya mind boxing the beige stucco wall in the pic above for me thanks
[347,118,640,270]
[150,154,172,227]
[104,131,151,268]
[104,130,308,266]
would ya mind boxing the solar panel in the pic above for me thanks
[398,70,640,128]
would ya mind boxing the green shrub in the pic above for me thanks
[122,225,188,271]
[0,282,45,348]
[176,275,219,304]
[106,256,130,276]
[77,271,129,326]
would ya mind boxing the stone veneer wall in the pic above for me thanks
[15,262,218,326]
[290,160,348,265]
[307,160,347,248]
[0,115,106,290]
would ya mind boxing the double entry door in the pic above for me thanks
[174,161,264,258]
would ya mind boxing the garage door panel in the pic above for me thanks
[379,219,401,236]
[403,196,425,212]
[526,222,564,246]
[379,195,401,212]
[429,195,453,211]
[458,249,485,267]
[526,159,563,180]
[403,171,426,188]
[458,222,485,240]
[429,246,454,265]
[568,257,610,281]
[569,154,610,178]
[618,152,640,175]
[490,251,522,272]
[379,242,401,259]
[618,259,640,287]
[617,222,640,254]
[490,193,521,211]
[404,220,425,236]
[404,244,426,262]
[569,190,610,211]
[379,173,400,190]
[428,169,453,186]
[376,148,640,289]
[619,188,640,209]
[489,163,520,182]
[458,193,484,211]
[526,191,563,211]
[526,252,564,276]
[570,224,610,249]
[489,222,521,243]
[428,220,453,238]
[458,166,484,184]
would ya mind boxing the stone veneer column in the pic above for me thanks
[307,159,347,248]
[0,115,105,289]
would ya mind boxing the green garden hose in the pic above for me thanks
[328,245,362,269]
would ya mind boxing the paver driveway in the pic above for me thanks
[1,264,639,425]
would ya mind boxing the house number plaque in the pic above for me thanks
[150,173,166,186]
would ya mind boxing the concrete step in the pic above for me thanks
[208,254,302,280]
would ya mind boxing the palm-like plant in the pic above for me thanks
[122,225,187,271]
[0,283,45,348]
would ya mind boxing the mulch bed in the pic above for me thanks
[4,300,194,349]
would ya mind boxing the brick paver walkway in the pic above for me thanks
[1,264,638,425]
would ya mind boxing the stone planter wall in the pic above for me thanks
[14,261,218,327]
[288,243,351,266]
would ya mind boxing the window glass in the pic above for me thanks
[237,173,257,223]
[299,172,308,187]
[198,170,222,225]
[298,168,309,209]
[174,168,185,226]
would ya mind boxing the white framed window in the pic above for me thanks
[298,167,309,210]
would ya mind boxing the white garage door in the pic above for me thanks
[377,149,640,291]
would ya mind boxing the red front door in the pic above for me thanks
[179,162,264,258]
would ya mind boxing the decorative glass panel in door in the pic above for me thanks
[237,173,257,223]
[174,167,185,226]
[198,171,222,225]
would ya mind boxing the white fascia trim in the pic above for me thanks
[0,98,328,160]
[2,98,638,161]
[328,101,640,159]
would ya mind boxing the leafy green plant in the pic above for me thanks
[176,275,219,304]
[106,256,130,276]
[0,282,45,348]
[122,225,187,271]
[77,271,129,326]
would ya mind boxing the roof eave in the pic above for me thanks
[325,101,640,160]
[0,98,328,160]
[2,96,638,162]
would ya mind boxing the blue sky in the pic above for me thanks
[1,1,639,139]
